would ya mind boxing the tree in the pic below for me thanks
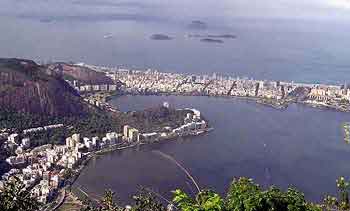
[173,189,224,211]
[0,177,40,211]
[81,190,122,211]
[322,176,350,211]
[132,190,166,211]
[81,189,167,211]
[225,177,321,211]
[172,177,321,211]
[100,190,121,211]
[225,177,264,211]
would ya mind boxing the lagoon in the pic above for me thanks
[74,95,350,204]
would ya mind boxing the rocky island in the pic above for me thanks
[188,34,236,39]
[200,38,224,43]
[150,34,173,40]
[188,20,208,30]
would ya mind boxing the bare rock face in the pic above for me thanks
[0,58,93,117]
[50,63,114,85]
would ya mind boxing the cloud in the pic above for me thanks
[17,13,164,23]
[327,0,350,9]
[71,0,153,9]
[2,0,350,23]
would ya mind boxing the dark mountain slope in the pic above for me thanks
[0,58,94,117]
[49,63,114,85]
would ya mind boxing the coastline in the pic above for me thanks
[56,123,213,210]
[40,92,348,210]
[106,91,348,113]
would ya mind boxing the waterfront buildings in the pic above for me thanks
[123,125,140,142]
[69,63,350,112]
[0,106,209,206]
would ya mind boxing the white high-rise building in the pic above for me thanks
[123,125,131,139]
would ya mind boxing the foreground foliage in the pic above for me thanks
[0,177,40,211]
[2,176,350,211]
[173,178,321,211]
[80,177,350,211]
[82,189,166,211]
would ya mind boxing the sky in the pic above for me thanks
[1,0,350,23]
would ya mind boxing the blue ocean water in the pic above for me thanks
[0,15,349,84]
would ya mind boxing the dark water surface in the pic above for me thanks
[74,95,350,204]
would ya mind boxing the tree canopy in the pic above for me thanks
[0,177,40,211]
[2,176,350,211]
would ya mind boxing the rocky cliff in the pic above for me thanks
[50,63,114,85]
[0,58,94,117]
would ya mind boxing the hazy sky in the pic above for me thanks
[1,0,350,23]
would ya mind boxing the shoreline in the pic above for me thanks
[55,126,213,210]
[106,92,349,113]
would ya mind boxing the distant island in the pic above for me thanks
[208,34,236,39]
[200,38,224,43]
[188,20,208,30]
[188,34,236,39]
[39,18,53,23]
[150,34,173,40]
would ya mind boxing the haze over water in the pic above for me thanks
[1,0,350,83]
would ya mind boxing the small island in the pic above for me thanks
[208,34,236,39]
[200,38,224,43]
[188,20,208,30]
[188,34,236,39]
[150,34,173,41]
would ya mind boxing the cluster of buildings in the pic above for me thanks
[69,62,350,111]
[308,85,350,102]
[76,83,117,93]
[23,124,64,135]
[0,108,209,205]
[64,79,117,93]
[103,68,291,99]
[82,93,118,113]
[172,110,207,135]
[0,130,127,204]
[95,66,350,111]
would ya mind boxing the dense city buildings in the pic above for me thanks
[74,63,350,112]
[0,106,209,206]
